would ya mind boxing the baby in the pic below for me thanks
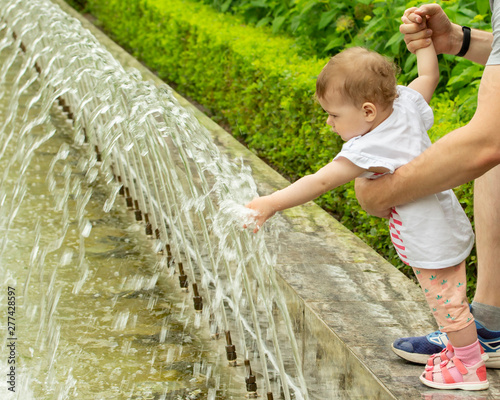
[245,45,488,390]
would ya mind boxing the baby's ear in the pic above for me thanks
[362,102,377,121]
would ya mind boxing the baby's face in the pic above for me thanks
[318,92,372,141]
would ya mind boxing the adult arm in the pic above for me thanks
[355,65,500,217]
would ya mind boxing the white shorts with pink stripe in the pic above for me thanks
[390,208,408,265]
[388,191,474,270]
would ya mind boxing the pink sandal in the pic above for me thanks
[426,343,489,370]
[426,342,454,368]
[420,356,489,390]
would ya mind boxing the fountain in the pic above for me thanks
[4,0,500,399]
[0,0,310,398]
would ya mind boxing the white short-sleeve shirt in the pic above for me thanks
[488,0,500,65]
[335,86,474,269]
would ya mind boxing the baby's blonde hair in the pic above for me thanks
[316,47,399,109]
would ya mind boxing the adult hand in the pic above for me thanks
[400,3,455,55]
[354,177,393,219]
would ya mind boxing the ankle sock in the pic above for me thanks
[448,340,483,382]
[454,340,483,366]
[471,301,500,331]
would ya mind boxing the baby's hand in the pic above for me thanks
[244,196,276,233]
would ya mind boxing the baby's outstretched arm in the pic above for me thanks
[245,157,366,232]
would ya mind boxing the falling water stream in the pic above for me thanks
[0,88,238,399]
[0,0,310,399]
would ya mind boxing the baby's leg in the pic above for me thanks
[413,261,473,337]
[413,262,488,390]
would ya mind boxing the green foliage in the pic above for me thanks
[196,0,490,95]
[84,0,483,294]
[65,0,87,11]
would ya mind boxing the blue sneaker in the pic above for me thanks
[392,321,500,368]
[477,324,500,368]
[392,330,449,364]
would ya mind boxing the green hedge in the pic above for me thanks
[193,0,491,83]
[84,0,478,293]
